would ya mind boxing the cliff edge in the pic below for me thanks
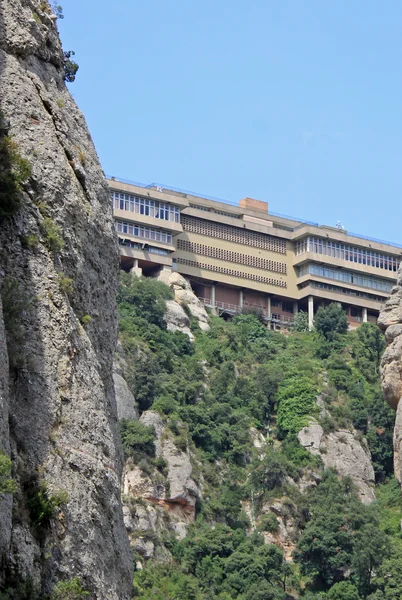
[379,265,402,482]
[0,0,132,597]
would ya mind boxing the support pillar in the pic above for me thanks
[130,259,142,277]
[239,289,244,310]
[266,296,271,329]
[211,284,216,309]
[362,307,368,323]
[293,302,298,315]
[308,296,314,331]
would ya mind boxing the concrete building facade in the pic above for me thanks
[109,177,402,329]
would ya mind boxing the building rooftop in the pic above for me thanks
[106,174,402,251]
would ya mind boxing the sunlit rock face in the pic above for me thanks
[379,265,402,482]
[0,0,132,596]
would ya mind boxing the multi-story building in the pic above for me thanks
[109,176,401,329]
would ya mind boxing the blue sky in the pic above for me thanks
[59,1,401,245]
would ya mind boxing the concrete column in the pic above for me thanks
[239,289,244,309]
[130,259,142,277]
[211,284,216,308]
[308,296,314,331]
[266,296,271,317]
[362,307,368,323]
[293,302,298,315]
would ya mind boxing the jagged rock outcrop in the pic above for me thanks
[298,420,376,503]
[114,345,139,421]
[379,265,402,482]
[123,411,200,559]
[0,1,132,597]
[158,270,210,332]
[164,298,194,340]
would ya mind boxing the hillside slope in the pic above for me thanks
[116,274,402,600]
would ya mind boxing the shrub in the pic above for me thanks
[63,51,79,83]
[58,273,73,296]
[120,419,155,461]
[0,111,32,218]
[292,310,309,332]
[276,376,318,437]
[51,578,89,600]
[27,483,68,528]
[80,314,91,326]
[41,218,64,253]
[0,451,17,494]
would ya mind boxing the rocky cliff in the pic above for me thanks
[379,265,402,482]
[0,1,132,597]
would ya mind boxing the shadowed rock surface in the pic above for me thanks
[0,0,132,596]
[379,265,402,482]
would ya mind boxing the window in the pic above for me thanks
[297,263,393,294]
[112,191,180,223]
[115,221,173,245]
[295,236,399,272]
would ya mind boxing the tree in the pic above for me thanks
[368,556,402,600]
[292,311,309,332]
[327,581,360,600]
[352,523,388,597]
[63,51,79,83]
[120,420,155,461]
[314,303,348,341]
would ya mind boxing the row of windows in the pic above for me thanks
[112,191,180,223]
[177,239,287,274]
[298,264,393,293]
[296,236,400,272]
[175,257,287,288]
[181,215,287,254]
[299,280,386,303]
[115,221,173,245]
[118,238,170,256]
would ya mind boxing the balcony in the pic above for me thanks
[197,297,294,326]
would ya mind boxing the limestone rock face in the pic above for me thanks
[164,298,194,340]
[298,421,376,503]
[378,268,402,411]
[379,265,402,481]
[0,1,132,597]
[158,271,210,332]
[123,410,200,559]
[113,356,139,421]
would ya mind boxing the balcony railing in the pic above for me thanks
[197,297,294,325]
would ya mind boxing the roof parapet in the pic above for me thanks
[239,197,268,213]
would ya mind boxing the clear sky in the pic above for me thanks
[59,1,401,245]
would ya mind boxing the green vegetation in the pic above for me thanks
[51,578,89,600]
[63,51,79,83]
[121,419,155,462]
[26,483,68,529]
[0,111,32,219]
[0,451,17,494]
[41,217,64,253]
[116,276,400,599]
[58,273,73,296]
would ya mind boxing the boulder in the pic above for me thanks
[298,420,376,504]
[113,359,139,421]
[157,271,210,332]
[164,299,194,340]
